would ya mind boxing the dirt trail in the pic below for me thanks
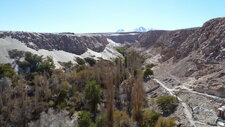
[167,73,225,101]
[175,85,225,101]
[154,77,225,127]
[154,79,197,127]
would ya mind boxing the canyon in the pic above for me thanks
[0,17,225,127]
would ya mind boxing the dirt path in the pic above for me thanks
[175,85,225,101]
[167,73,225,101]
[154,79,197,127]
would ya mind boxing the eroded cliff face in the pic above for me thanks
[138,29,197,61]
[0,32,142,55]
[0,31,142,69]
[175,18,225,62]
[0,32,109,55]
[137,17,225,97]
[107,32,141,44]
[138,18,225,63]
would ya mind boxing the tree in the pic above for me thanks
[84,57,96,66]
[146,63,155,69]
[0,63,15,79]
[155,117,176,127]
[18,52,55,73]
[76,57,86,65]
[124,56,128,68]
[105,77,114,127]
[114,58,124,110]
[37,57,55,73]
[132,80,144,126]
[78,111,92,127]
[24,52,43,72]
[84,80,102,120]
[8,49,25,59]
[101,66,114,127]
[123,51,143,118]
[156,95,178,115]
[142,109,160,127]
[116,47,127,56]
[143,68,153,80]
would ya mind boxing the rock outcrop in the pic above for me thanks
[0,32,141,55]
[28,108,78,127]
[137,17,225,97]
[0,32,109,55]
[107,32,141,44]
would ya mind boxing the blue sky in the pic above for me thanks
[0,0,224,33]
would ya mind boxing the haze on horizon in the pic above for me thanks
[0,0,224,33]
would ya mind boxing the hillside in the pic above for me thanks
[0,17,225,127]
[133,17,225,127]
[136,17,225,97]
[0,32,142,68]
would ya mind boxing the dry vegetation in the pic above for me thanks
[0,49,177,127]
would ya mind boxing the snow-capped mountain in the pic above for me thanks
[134,26,150,32]
[116,26,150,33]
[116,29,125,33]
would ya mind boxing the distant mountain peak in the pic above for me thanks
[116,29,125,33]
[134,26,150,32]
[116,27,150,33]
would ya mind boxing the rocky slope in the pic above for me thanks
[107,32,141,44]
[136,17,225,97]
[0,32,109,55]
[0,31,141,68]
[1,18,224,97]
[0,32,141,54]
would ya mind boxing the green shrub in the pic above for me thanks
[69,108,75,116]
[76,57,86,65]
[84,57,96,66]
[146,63,155,69]
[18,61,29,69]
[142,109,160,127]
[25,52,43,67]
[0,63,15,78]
[56,89,68,108]
[37,57,55,73]
[78,111,92,127]
[143,68,154,79]
[114,57,120,64]
[48,100,55,106]
[116,47,127,56]
[69,83,77,95]
[59,61,73,69]
[95,114,108,127]
[119,73,126,82]
[124,56,128,68]
[141,57,146,63]
[155,117,176,127]
[64,61,73,68]
[76,65,87,72]
[156,95,178,115]
[84,80,102,117]
[18,52,55,73]
[8,49,25,59]
[113,110,133,127]
[90,123,97,127]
